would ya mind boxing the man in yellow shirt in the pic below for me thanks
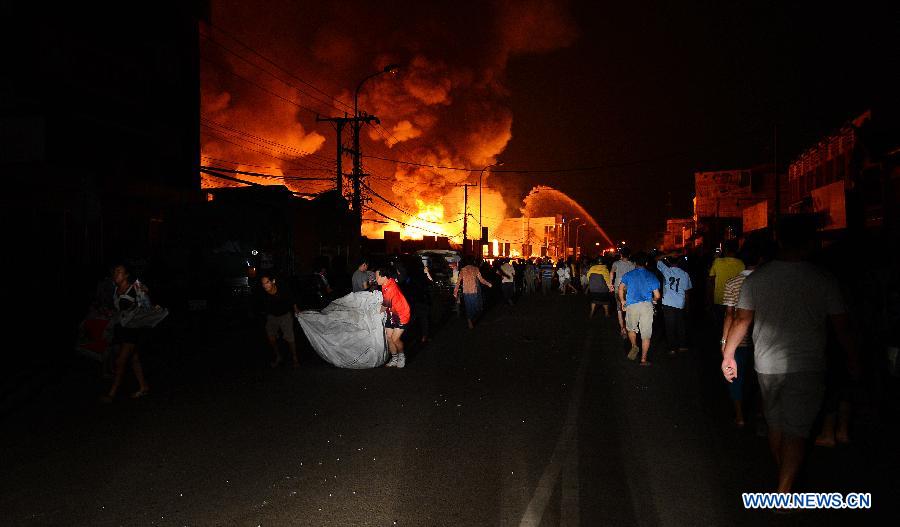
[708,240,745,326]
[586,259,612,318]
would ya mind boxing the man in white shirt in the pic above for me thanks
[499,259,516,305]
[722,217,859,495]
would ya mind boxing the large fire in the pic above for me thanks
[400,200,446,238]
[199,1,580,243]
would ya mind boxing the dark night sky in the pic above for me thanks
[500,0,895,246]
[204,0,896,248]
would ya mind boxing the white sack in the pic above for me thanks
[296,291,387,369]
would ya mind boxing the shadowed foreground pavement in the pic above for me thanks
[1,293,895,526]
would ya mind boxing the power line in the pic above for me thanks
[199,36,448,191]
[201,126,334,171]
[201,27,441,203]
[361,151,690,174]
[200,155,334,173]
[199,165,333,181]
[201,116,335,167]
[200,123,335,172]
[206,22,355,115]
[363,206,456,238]
[200,167,326,198]
[200,54,322,117]
[360,181,457,225]
[201,31,345,117]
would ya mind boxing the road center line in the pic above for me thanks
[518,331,592,527]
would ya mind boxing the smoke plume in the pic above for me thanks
[201,0,578,235]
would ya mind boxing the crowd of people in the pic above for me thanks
[79,216,876,501]
[344,215,860,499]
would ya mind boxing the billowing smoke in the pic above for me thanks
[201,0,578,235]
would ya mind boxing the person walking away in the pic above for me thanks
[722,216,859,495]
[523,261,537,294]
[513,259,525,296]
[499,258,516,305]
[720,237,765,427]
[558,263,575,294]
[376,267,411,368]
[260,273,300,368]
[586,258,613,319]
[454,257,493,329]
[658,255,693,354]
[352,258,372,292]
[611,248,636,339]
[618,252,660,366]
[315,264,334,307]
[568,258,581,292]
[539,258,555,295]
[409,261,433,345]
[708,240,744,329]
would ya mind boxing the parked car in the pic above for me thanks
[416,249,460,290]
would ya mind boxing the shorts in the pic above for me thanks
[385,313,408,330]
[624,301,654,339]
[265,312,295,343]
[113,324,151,346]
[590,291,612,305]
[757,371,825,438]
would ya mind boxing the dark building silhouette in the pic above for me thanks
[1,4,206,369]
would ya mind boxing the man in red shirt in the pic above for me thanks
[376,267,411,368]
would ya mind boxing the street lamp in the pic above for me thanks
[479,161,504,235]
[567,217,582,256]
[354,63,400,119]
[575,223,585,258]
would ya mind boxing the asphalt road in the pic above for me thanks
[1,292,896,526]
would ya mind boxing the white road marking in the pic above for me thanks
[518,333,591,527]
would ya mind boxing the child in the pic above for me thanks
[375,267,411,368]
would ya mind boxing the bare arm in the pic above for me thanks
[477,271,492,288]
[721,305,736,350]
[652,289,661,303]
[617,283,627,308]
[722,308,754,382]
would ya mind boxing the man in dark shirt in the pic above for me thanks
[261,273,299,367]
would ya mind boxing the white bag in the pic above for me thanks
[296,291,388,369]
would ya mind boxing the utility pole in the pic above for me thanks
[315,115,350,197]
[350,114,380,227]
[457,183,478,254]
[316,113,379,221]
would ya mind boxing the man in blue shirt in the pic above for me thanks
[657,256,693,354]
[618,252,661,365]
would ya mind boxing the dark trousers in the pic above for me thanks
[541,278,552,294]
[662,305,688,349]
[413,301,430,338]
[502,282,515,304]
